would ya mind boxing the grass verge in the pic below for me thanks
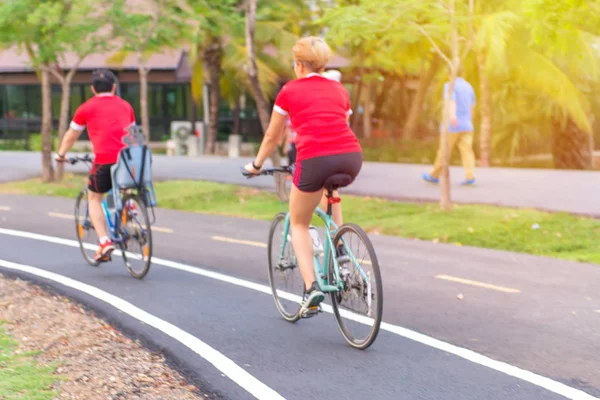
[0,323,56,399]
[1,174,599,264]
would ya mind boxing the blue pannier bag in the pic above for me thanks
[110,125,157,216]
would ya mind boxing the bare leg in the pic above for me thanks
[289,185,324,290]
[88,191,108,239]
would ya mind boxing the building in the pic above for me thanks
[0,46,350,144]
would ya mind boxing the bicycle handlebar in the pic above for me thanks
[241,165,293,178]
[66,154,94,165]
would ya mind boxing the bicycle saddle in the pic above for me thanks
[324,174,353,192]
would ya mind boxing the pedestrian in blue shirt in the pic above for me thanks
[423,70,477,185]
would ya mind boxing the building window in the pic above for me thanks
[5,85,28,118]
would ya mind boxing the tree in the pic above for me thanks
[478,0,599,168]
[0,0,82,182]
[48,0,108,180]
[322,0,474,210]
[186,0,238,155]
[108,0,190,140]
[245,0,289,200]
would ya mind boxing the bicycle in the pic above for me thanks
[242,166,383,349]
[67,154,153,279]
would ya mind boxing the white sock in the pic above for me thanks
[99,236,110,245]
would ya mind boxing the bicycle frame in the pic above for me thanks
[279,206,370,293]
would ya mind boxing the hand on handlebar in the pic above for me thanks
[242,162,262,177]
[55,153,70,164]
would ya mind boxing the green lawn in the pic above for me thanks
[0,324,56,399]
[2,174,599,264]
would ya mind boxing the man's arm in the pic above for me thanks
[450,100,458,127]
[56,128,83,160]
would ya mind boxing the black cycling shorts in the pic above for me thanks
[293,152,363,193]
[88,163,114,194]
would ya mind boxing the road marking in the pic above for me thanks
[48,212,74,219]
[0,206,11,211]
[152,226,174,234]
[212,236,267,248]
[212,235,373,265]
[435,274,521,294]
[0,258,285,400]
[48,212,173,233]
[0,228,597,400]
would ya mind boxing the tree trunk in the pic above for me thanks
[552,118,593,169]
[404,55,440,139]
[56,73,74,181]
[362,82,373,138]
[350,71,364,132]
[40,68,55,183]
[440,0,460,211]
[245,0,285,200]
[138,59,150,141]
[204,39,222,154]
[477,49,493,167]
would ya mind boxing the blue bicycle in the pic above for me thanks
[243,166,383,349]
[69,154,153,279]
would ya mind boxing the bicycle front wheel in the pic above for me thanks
[119,194,153,279]
[74,189,100,267]
[268,212,303,322]
[330,223,383,350]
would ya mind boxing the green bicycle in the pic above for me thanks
[244,166,383,349]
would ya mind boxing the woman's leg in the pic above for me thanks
[289,185,324,290]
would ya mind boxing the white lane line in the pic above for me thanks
[48,212,73,219]
[152,226,174,234]
[48,212,174,233]
[212,236,267,248]
[0,228,597,400]
[0,206,11,211]
[0,258,284,400]
[435,274,521,294]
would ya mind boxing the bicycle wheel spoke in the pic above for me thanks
[120,195,152,279]
[268,213,303,322]
[331,224,383,349]
[74,190,100,267]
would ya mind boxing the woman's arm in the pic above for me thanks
[245,111,287,172]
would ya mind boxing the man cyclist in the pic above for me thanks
[55,69,137,262]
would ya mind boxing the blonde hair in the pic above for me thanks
[293,36,332,73]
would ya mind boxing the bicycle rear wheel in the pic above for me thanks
[268,212,303,322]
[330,223,383,350]
[119,194,152,279]
[74,189,100,267]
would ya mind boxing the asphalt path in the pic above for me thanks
[0,194,599,399]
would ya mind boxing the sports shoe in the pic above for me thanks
[94,240,115,262]
[422,172,439,184]
[461,178,476,186]
[299,281,325,318]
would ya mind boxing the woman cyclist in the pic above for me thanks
[244,37,363,317]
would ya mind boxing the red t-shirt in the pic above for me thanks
[71,94,136,164]
[274,74,361,161]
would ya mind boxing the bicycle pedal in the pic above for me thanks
[301,306,321,319]
[99,254,112,263]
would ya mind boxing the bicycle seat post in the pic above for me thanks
[326,189,334,216]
